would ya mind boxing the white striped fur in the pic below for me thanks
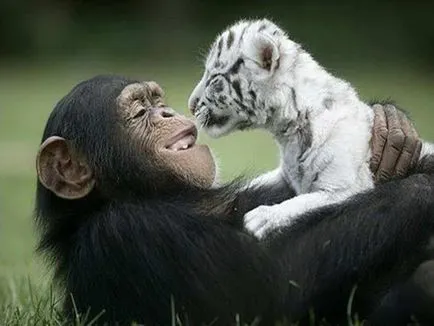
[188,18,432,239]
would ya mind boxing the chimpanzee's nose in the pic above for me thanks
[152,107,175,119]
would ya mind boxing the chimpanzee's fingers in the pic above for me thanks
[370,104,388,178]
[394,110,421,177]
[375,104,405,183]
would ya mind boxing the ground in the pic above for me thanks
[1,60,433,325]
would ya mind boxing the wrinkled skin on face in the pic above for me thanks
[117,81,217,189]
[36,78,217,202]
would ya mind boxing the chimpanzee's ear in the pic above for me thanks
[36,136,95,199]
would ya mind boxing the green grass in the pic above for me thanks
[0,59,433,325]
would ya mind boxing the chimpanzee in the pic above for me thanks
[35,75,434,325]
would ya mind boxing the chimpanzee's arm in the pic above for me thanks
[66,162,434,326]
[66,196,287,326]
[228,170,295,227]
[267,168,434,324]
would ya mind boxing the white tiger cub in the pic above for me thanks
[188,18,432,239]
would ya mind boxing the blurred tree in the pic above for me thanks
[0,0,432,68]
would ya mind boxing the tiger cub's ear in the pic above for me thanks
[243,33,280,74]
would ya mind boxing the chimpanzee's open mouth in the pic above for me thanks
[166,126,197,151]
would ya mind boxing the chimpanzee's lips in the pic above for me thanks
[166,125,198,151]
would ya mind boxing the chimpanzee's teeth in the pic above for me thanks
[168,133,195,151]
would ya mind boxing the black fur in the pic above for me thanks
[238,26,247,46]
[231,79,243,101]
[35,75,434,326]
[228,57,244,75]
[227,29,235,49]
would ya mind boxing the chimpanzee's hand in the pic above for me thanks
[370,103,422,183]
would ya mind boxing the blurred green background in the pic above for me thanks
[0,0,434,319]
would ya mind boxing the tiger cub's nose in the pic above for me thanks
[189,97,200,115]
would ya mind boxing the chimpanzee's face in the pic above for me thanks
[117,81,217,189]
[36,78,217,202]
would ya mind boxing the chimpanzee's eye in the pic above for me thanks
[133,109,146,119]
